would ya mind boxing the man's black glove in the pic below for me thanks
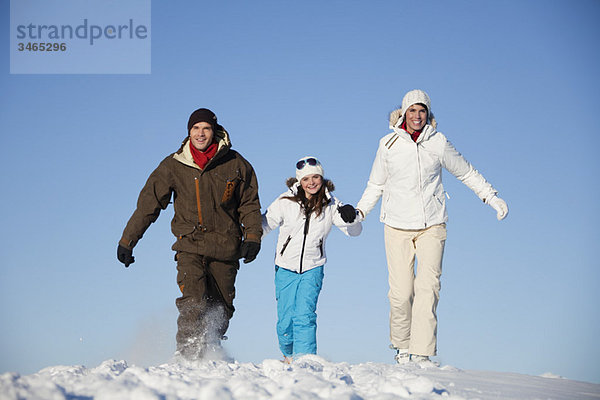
[117,245,135,267]
[240,241,261,264]
[338,204,357,223]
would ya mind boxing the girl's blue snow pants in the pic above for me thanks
[274,265,324,357]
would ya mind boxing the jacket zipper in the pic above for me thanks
[415,142,427,228]
[194,177,203,227]
[299,211,311,274]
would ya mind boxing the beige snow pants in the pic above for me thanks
[384,223,447,356]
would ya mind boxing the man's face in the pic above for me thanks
[404,104,428,133]
[189,121,214,151]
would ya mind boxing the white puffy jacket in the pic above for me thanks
[262,182,362,273]
[357,117,498,230]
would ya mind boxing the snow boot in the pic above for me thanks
[393,347,410,364]
[395,352,410,364]
[410,354,440,367]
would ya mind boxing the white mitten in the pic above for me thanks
[488,196,508,221]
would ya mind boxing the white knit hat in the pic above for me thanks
[401,89,431,120]
[295,156,324,181]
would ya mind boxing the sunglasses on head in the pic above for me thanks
[296,158,319,170]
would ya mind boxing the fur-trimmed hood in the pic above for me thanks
[285,177,335,192]
[388,107,437,130]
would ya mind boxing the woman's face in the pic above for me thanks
[300,174,323,199]
[404,104,428,133]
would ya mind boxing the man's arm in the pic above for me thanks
[119,158,174,252]
[236,160,263,242]
[236,159,263,263]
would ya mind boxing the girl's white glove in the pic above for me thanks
[488,196,508,220]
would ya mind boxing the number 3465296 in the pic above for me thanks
[18,43,67,51]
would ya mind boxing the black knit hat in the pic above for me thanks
[187,108,217,133]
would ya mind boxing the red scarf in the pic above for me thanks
[401,120,422,143]
[189,139,218,169]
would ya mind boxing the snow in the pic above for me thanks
[1,355,598,400]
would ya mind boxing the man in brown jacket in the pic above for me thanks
[117,108,262,360]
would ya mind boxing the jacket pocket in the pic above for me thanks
[382,192,392,219]
[280,235,292,256]
[433,192,446,209]
[175,225,196,240]
[221,178,239,204]
[217,169,242,205]
[318,238,323,258]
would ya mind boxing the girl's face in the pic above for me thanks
[404,104,428,133]
[300,174,323,199]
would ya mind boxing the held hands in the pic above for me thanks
[338,204,357,223]
[240,241,261,264]
[488,196,509,221]
[117,245,135,267]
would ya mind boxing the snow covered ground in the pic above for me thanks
[1,355,598,400]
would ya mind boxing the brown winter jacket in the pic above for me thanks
[119,127,262,261]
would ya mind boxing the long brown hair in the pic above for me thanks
[284,177,334,217]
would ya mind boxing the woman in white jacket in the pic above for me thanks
[356,89,508,364]
[263,156,362,363]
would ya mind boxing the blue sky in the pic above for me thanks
[1,0,599,385]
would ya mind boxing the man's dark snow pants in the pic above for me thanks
[175,251,239,358]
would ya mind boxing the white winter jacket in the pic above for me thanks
[357,115,498,230]
[262,182,362,273]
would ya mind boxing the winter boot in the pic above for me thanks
[175,336,204,361]
[394,348,410,364]
[410,354,440,367]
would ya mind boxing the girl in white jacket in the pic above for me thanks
[357,89,508,364]
[262,156,362,363]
